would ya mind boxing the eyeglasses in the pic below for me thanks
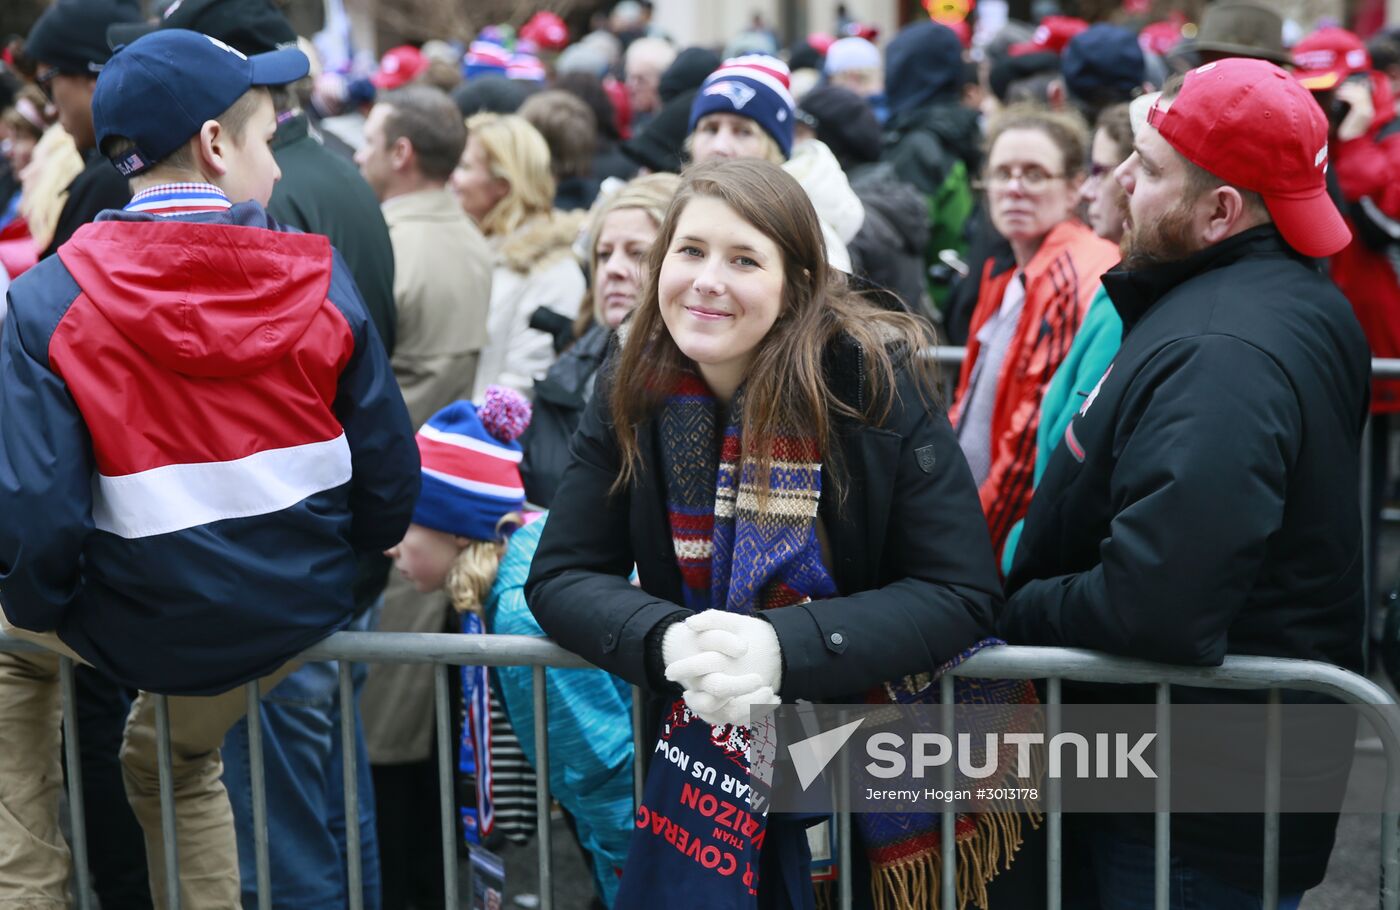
[983,165,1066,192]
[35,67,58,102]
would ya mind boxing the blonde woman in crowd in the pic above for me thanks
[452,113,587,400]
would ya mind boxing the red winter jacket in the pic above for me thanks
[949,219,1119,562]
[1330,74,1400,413]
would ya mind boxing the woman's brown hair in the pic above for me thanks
[983,103,1091,182]
[608,158,938,501]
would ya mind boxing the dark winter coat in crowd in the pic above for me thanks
[519,322,612,507]
[270,112,397,356]
[798,87,930,314]
[881,21,983,190]
[846,163,930,314]
[0,159,16,223]
[882,101,982,212]
[942,209,1011,345]
[881,23,981,312]
[554,176,602,212]
[526,334,1000,739]
[592,141,640,184]
[42,149,131,260]
[620,91,696,173]
[1002,226,1370,896]
[268,110,401,611]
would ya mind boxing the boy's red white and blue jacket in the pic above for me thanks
[0,201,420,695]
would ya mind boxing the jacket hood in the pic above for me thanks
[885,21,966,116]
[659,48,721,102]
[622,87,697,173]
[783,139,865,244]
[884,101,983,173]
[58,204,333,379]
[495,209,587,274]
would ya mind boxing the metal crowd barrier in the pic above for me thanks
[8,632,1399,910]
[12,355,1400,910]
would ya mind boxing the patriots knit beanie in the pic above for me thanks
[412,387,532,541]
[689,55,795,158]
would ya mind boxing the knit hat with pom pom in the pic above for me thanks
[411,387,532,541]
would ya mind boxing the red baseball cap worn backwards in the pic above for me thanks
[1144,57,1351,258]
[1292,27,1370,92]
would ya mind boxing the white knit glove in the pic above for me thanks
[681,683,780,728]
[663,610,783,727]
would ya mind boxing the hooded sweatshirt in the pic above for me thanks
[0,202,420,695]
[882,19,983,192]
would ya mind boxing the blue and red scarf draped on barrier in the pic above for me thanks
[613,373,1038,910]
[458,611,494,844]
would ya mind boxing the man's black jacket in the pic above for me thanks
[1002,226,1371,893]
[42,149,131,259]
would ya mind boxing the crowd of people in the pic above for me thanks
[0,0,1397,908]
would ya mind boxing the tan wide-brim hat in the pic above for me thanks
[1191,1,1292,67]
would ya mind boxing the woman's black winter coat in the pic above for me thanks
[525,337,1003,713]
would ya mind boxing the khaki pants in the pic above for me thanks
[0,612,294,908]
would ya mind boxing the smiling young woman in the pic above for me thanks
[527,159,1042,909]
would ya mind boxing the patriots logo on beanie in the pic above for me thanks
[412,387,532,541]
[703,80,758,110]
[689,54,796,158]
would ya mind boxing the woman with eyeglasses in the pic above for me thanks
[948,105,1120,567]
[998,103,1135,572]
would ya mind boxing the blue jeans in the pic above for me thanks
[222,607,381,910]
[1069,826,1303,910]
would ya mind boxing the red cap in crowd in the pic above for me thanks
[1144,58,1350,258]
[520,12,570,53]
[1010,16,1089,57]
[1138,18,1185,57]
[371,45,429,90]
[1292,27,1370,92]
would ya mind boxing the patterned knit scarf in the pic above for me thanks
[659,371,1040,910]
[661,373,837,614]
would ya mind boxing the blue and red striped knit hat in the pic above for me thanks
[464,39,511,79]
[412,387,531,541]
[689,55,795,158]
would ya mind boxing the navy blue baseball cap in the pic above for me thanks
[93,28,308,176]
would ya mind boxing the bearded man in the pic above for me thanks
[999,58,1370,908]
